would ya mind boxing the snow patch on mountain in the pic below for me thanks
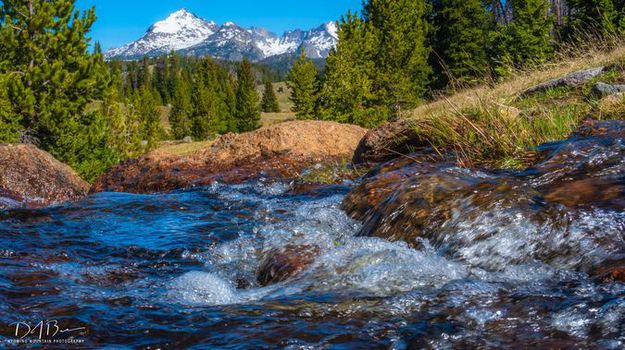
[106,9,217,58]
[105,9,339,61]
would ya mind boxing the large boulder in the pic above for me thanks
[352,119,431,164]
[341,120,625,280]
[0,144,89,209]
[93,120,367,194]
[520,67,605,97]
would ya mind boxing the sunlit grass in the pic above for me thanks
[402,39,625,168]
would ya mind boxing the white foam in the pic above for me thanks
[169,271,239,306]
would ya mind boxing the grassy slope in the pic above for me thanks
[401,44,625,168]
[258,81,296,126]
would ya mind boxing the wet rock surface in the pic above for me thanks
[256,244,321,286]
[1,139,624,348]
[352,119,432,164]
[342,120,625,281]
[93,121,367,193]
[0,144,89,209]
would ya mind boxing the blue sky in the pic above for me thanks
[75,0,363,51]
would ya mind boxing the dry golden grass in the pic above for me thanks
[408,44,625,120]
[261,112,296,126]
[402,41,625,168]
[257,81,294,113]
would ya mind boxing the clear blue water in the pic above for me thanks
[0,180,624,349]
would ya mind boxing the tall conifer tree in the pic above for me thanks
[234,59,260,132]
[490,0,554,74]
[261,79,280,113]
[568,0,619,34]
[169,69,194,140]
[132,87,161,149]
[287,50,319,120]
[431,0,493,88]
[0,0,113,178]
[319,14,385,127]
[363,0,432,110]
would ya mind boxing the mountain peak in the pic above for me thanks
[324,21,338,40]
[167,7,193,18]
[150,8,211,35]
[106,9,338,61]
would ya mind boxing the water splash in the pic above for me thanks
[0,180,623,348]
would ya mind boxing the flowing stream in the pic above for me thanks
[0,180,624,348]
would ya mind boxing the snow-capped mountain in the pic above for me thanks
[105,9,338,61]
[105,9,218,59]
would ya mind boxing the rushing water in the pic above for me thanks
[0,180,624,348]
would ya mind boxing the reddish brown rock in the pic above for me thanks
[353,119,431,164]
[256,244,320,286]
[92,121,367,194]
[590,257,625,283]
[342,119,625,277]
[0,144,89,208]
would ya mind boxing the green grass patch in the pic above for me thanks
[411,97,593,169]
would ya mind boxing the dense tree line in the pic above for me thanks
[0,0,273,180]
[1,0,624,180]
[287,0,625,127]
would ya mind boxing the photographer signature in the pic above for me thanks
[10,320,86,340]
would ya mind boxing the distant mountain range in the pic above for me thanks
[105,9,339,61]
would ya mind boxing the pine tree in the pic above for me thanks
[318,13,388,128]
[0,0,113,178]
[568,0,620,35]
[93,41,103,55]
[139,56,152,89]
[0,74,21,143]
[190,57,237,139]
[169,69,193,139]
[287,50,319,120]
[234,59,260,132]
[261,79,280,113]
[100,66,130,157]
[490,0,554,74]
[363,0,432,110]
[431,0,494,88]
[167,52,181,102]
[154,55,171,104]
[132,87,162,149]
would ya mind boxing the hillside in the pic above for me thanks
[371,44,625,169]
[156,46,625,162]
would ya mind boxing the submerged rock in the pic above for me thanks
[92,121,367,194]
[256,244,320,286]
[342,120,625,280]
[0,144,89,209]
